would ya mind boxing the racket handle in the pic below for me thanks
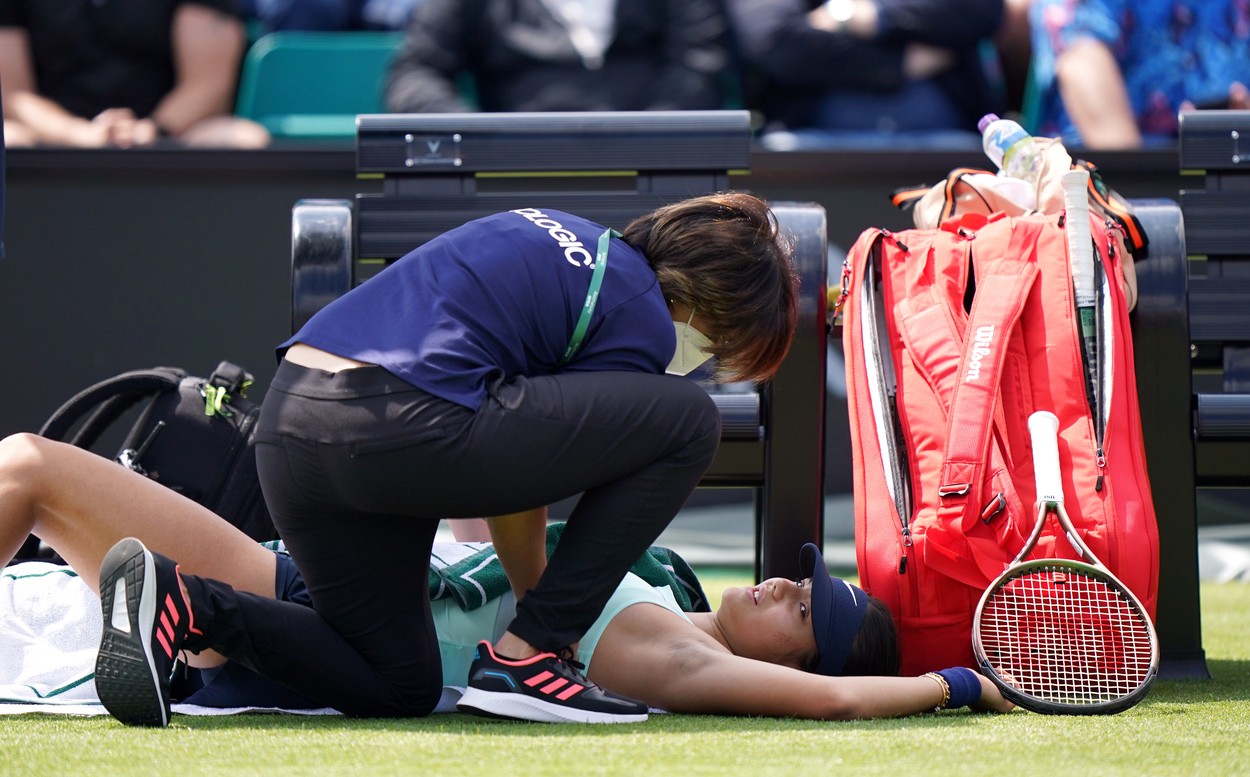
[1028,411,1063,505]
[1061,170,1099,421]
[1063,169,1095,308]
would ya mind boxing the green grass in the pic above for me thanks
[1,579,1246,777]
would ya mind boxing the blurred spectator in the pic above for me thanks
[994,0,1033,115]
[358,0,423,30]
[239,0,423,33]
[0,1,270,148]
[1030,0,1250,149]
[1,80,5,261]
[724,0,1004,149]
[238,0,356,32]
[384,0,729,113]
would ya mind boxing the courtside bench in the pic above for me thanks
[1177,111,1250,476]
[1124,198,1209,678]
[1139,108,1250,678]
[288,110,828,582]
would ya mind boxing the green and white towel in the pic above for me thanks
[427,522,710,613]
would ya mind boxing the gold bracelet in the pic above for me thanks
[923,672,950,712]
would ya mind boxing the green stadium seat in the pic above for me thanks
[235,31,404,140]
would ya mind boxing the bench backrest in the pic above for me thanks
[1179,111,1250,487]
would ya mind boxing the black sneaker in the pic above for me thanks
[457,641,648,723]
[94,537,200,727]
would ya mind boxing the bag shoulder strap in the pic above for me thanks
[891,167,997,221]
[1074,159,1148,253]
[893,219,1044,587]
[938,218,1043,495]
[38,367,187,448]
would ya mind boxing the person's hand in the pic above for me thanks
[73,108,127,147]
[102,111,159,147]
[807,0,879,37]
[903,43,955,80]
[1180,82,1250,112]
[124,118,161,147]
[969,673,1015,713]
[83,108,159,148]
[1229,82,1250,110]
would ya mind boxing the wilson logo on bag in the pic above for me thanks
[965,326,995,382]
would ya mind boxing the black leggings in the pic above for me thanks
[181,361,720,717]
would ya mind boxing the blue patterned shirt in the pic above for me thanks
[1029,0,1250,145]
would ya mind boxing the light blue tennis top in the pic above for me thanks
[434,572,691,685]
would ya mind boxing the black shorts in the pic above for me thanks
[174,551,317,709]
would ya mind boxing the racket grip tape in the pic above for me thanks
[1063,169,1095,307]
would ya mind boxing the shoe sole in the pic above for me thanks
[94,538,169,727]
[457,687,647,724]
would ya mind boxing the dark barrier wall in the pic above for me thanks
[0,146,1181,443]
[1,148,368,439]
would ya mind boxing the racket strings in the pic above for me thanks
[978,565,1154,705]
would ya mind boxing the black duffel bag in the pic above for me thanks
[18,361,275,562]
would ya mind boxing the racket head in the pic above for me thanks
[973,557,1159,714]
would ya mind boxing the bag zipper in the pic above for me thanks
[1092,220,1122,491]
[862,233,914,574]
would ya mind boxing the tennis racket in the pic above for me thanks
[972,411,1158,714]
[1062,168,1099,416]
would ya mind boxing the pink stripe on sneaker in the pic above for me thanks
[540,678,569,695]
[156,630,174,660]
[164,593,180,625]
[523,671,554,688]
[556,684,585,701]
[160,611,175,641]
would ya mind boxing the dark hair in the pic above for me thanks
[840,595,901,677]
[621,191,800,383]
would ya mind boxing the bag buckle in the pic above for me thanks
[938,482,971,497]
[115,420,166,475]
[980,492,1006,524]
[201,384,235,418]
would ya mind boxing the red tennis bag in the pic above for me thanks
[840,210,1159,676]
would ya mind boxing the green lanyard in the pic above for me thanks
[560,227,620,366]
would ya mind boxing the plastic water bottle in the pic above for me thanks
[978,113,1041,185]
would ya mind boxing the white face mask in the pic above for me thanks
[666,308,714,376]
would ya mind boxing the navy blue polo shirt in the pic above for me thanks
[283,209,675,410]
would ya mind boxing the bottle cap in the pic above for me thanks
[977,113,1000,133]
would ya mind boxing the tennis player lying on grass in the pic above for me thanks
[0,434,1013,720]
